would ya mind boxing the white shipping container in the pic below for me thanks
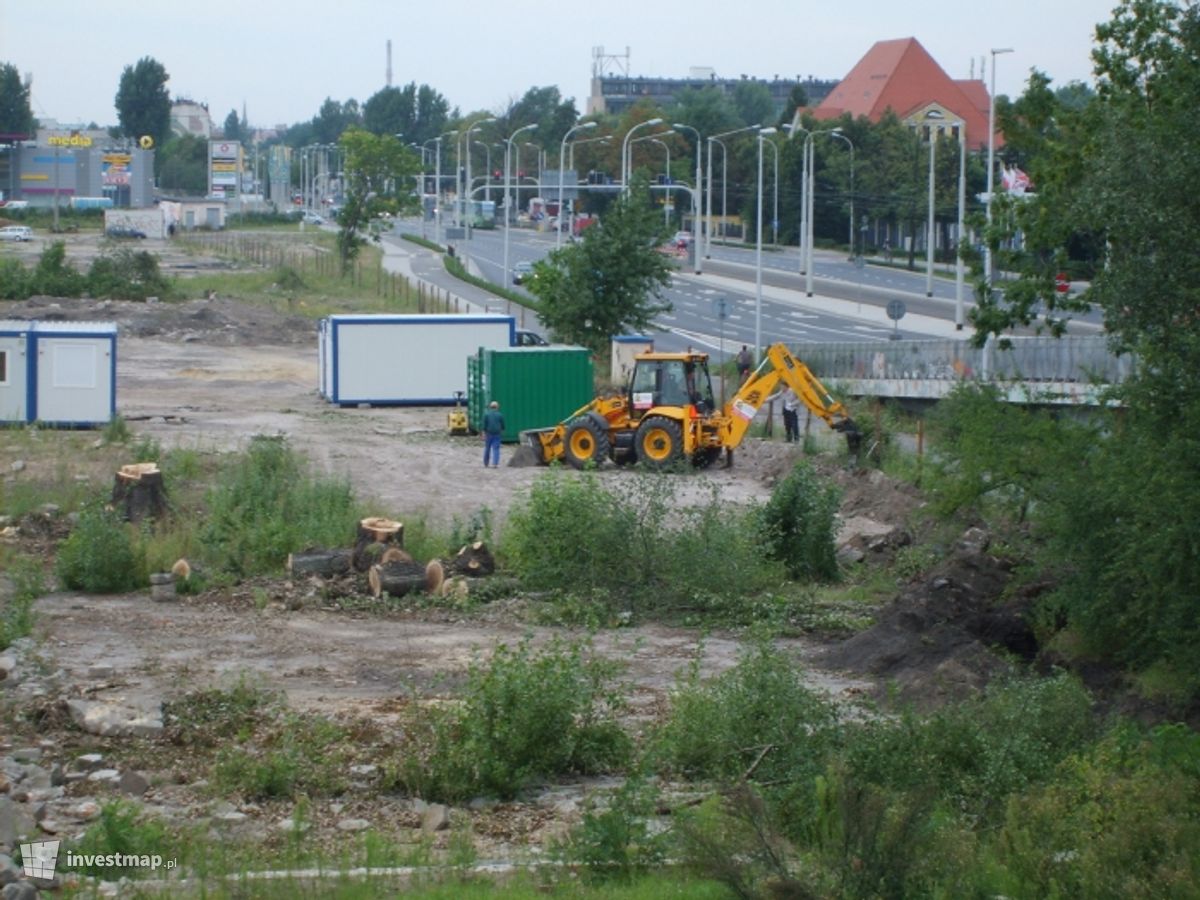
[0,321,117,425]
[319,314,516,405]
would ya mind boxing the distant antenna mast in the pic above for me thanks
[592,45,631,79]
[386,40,393,88]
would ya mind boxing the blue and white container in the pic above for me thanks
[0,320,117,425]
[318,313,516,406]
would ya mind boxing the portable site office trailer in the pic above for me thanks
[318,314,516,406]
[0,320,117,426]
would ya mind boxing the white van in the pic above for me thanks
[0,226,32,242]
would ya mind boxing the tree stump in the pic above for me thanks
[352,517,404,572]
[369,559,444,598]
[287,547,353,578]
[445,541,496,577]
[111,463,167,523]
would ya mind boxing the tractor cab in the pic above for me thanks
[628,353,717,418]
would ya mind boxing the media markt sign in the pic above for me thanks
[20,839,177,880]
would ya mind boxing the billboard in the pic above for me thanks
[208,141,242,197]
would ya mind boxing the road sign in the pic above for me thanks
[1055,272,1070,294]
[444,227,466,240]
[711,297,729,320]
[886,299,907,321]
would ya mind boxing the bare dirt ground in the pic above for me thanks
[4,243,1032,873]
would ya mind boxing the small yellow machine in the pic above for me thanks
[523,342,860,468]
[448,391,470,436]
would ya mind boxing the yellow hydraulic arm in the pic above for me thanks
[720,343,861,453]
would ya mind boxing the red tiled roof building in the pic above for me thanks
[811,37,994,151]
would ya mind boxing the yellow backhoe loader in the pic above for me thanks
[523,343,860,469]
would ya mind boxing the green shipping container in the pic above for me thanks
[468,346,594,442]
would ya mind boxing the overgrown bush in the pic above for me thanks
[70,801,168,878]
[502,472,786,618]
[651,638,837,788]
[395,637,631,801]
[201,436,363,577]
[0,554,42,649]
[564,776,667,882]
[87,248,172,300]
[31,241,86,297]
[55,503,141,593]
[755,460,841,581]
[0,259,28,299]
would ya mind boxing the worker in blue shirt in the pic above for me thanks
[481,400,504,468]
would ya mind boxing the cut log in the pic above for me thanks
[111,463,168,523]
[369,558,442,599]
[287,548,353,578]
[380,547,413,565]
[425,559,445,596]
[353,517,404,572]
[445,541,496,578]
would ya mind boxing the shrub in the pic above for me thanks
[201,436,363,576]
[55,503,140,593]
[32,241,86,297]
[652,638,837,787]
[0,555,42,649]
[396,637,631,801]
[564,776,667,882]
[755,460,841,581]
[213,712,347,800]
[86,248,172,300]
[0,258,29,299]
[502,471,786,618]
[70,801,168,878]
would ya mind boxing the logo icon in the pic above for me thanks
[20,840,61,879]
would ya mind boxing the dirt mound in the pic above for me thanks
[821,528,1037,709]
[3,295,315,346]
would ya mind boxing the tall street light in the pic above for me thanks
[435,130,455,244]
[784,123,810,273]
[649,138,671,226]
[672,122,704,274]
[472,140,492,203]
[803,127,839,297]
[985,48,1014,288]
[568,133,609,170]
[755,128,778,364]
[504,123,537,288]
[705,123,760,258]
[952,119,967,329]
[829,131,855,258]
[925,114,940,297]
[764,135,779,246]
[558,121,597,248]
[465,118,496,234]
[621,118,663,195]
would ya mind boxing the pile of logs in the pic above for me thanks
[285,517,497,601]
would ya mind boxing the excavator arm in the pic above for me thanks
[720,343,861,454]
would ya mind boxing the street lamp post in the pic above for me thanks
[829,131,855,258]
[802,128,839,296]
[465,118,496,236]
[649,138,671,226]
[621,118,663,195]
[784,123,810,273]
[473,141,492,203]
[755,128,778,364]
[926,121,937,297]
[954,121,967,329]
[985,48,1014,288]
[504,123,537,288]
[435,130,455,244]
[558,121,597,248]
[764,135,779,246]
[672,122,704,273]
[705,124,761,258]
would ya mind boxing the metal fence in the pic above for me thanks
[796,335,1132,387]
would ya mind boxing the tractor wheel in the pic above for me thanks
[563,416,611,469]
[635,416,684,470]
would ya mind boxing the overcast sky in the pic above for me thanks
[1,0,1121,129]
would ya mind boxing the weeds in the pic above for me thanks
[755,459,841,582]
[69,800,169,878]
[395,637,632,802]
[564,776,667,882]
[54,501,141,592]
[0,554,42,649]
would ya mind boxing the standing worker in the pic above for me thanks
[736,345,753,384]
[482,400,505,468]
[781,387,801,443]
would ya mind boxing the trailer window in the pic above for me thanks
[0,349,7,384]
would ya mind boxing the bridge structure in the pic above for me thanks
[799,335,1131,406]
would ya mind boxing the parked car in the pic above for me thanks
[105,226,147,239]
[301,212,325,225]
[512,261,534,285]
[0,225,32,242]
[673,231,693,247]
[514,330,549,347]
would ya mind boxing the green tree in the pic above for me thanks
[335,128,420,273]
[222,108,242,141]
[364,82,449,145]
[0,62,35,138]
[157,134,208,194]
[503,86,578,153]
[114,57,171,150]
[312,97,361,144]
[731,81,775,130]
[525,173,673,355]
